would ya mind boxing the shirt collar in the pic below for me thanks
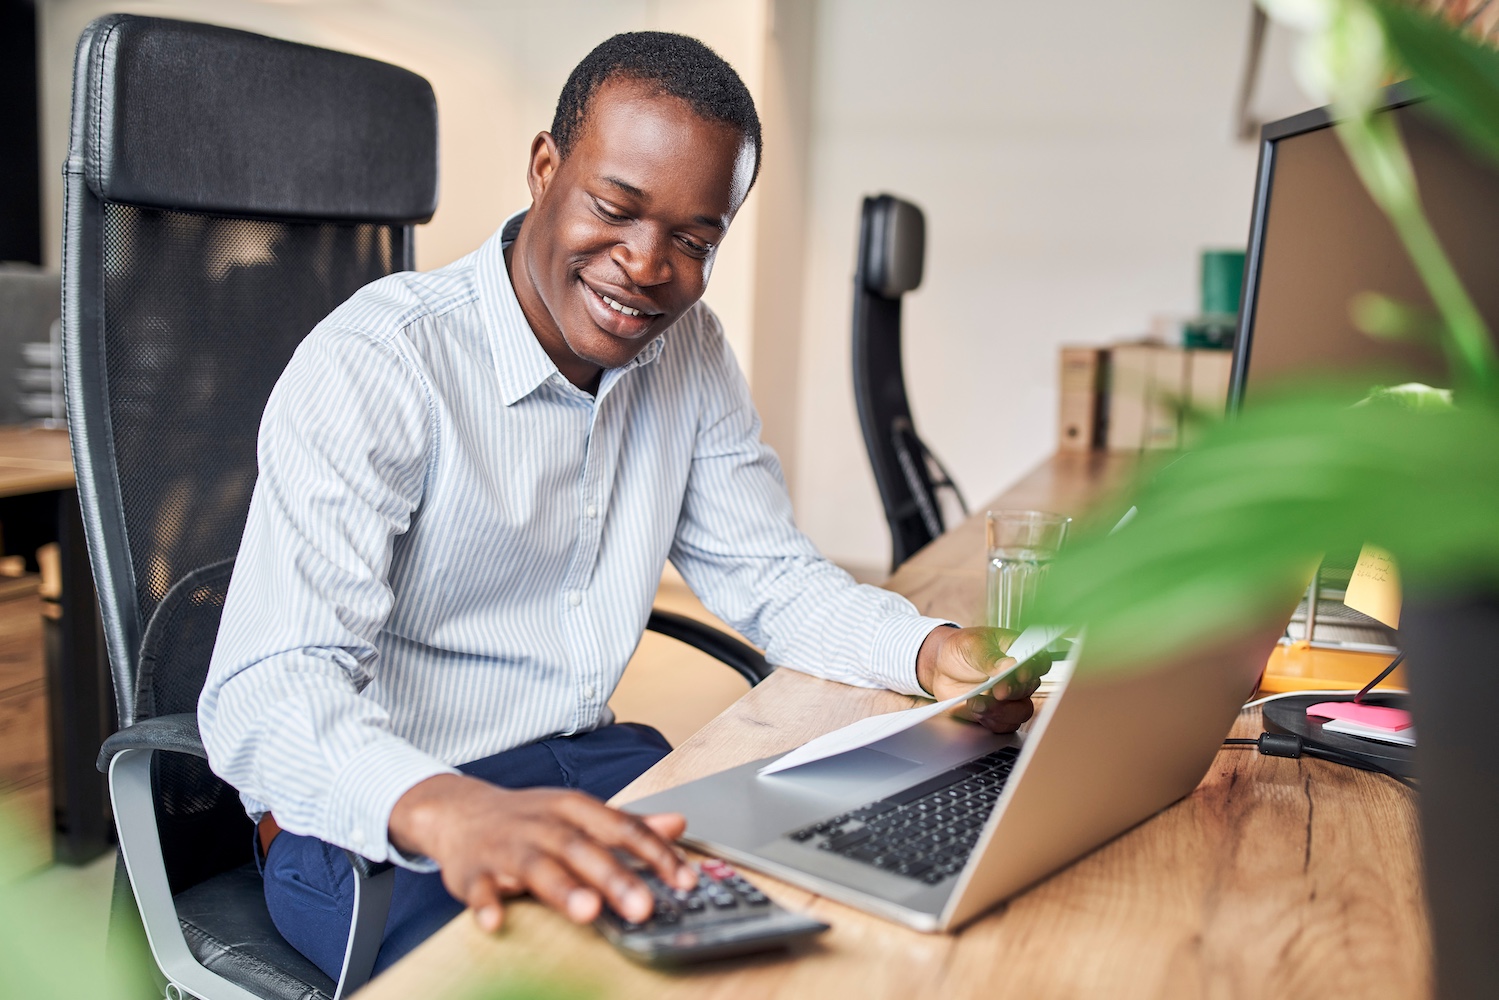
[477,209,668,407]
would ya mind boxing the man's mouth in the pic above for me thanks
[579,279,658,337]
[599,291,643,317]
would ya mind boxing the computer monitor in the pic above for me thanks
[1230,84,1499,409]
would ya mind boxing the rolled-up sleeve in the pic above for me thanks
[668,314,951,697]
[199,324,457,869]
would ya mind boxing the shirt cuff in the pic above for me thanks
[324,737,460,872]
[868,615,959,697]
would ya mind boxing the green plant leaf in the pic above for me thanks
[1033,385,1499,673]
[0,809,156,999]
[1371,0,1499,167]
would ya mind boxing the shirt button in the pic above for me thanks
[585,503,598,519]
[583,683,597,699]
[567,591,582,607]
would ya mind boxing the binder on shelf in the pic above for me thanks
[1057,346,1106,452]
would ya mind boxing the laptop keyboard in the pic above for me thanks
[784,747,1019,885]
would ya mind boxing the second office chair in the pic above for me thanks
[851,194,968,572]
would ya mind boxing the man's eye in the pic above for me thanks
[677,236,711,257]
[594,201,628,222]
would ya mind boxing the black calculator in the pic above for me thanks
[593,858,829,966]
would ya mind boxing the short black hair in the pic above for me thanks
[551,32,762,188]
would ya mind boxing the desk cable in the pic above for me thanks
[1221,732,1417,790]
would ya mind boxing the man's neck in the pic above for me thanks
[503,229,603,395]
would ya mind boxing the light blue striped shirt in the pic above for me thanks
[199,213,949,868]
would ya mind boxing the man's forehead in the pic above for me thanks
[569,80,753,215]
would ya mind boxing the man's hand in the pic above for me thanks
[915,626,1042,733]
[387,773,697,932]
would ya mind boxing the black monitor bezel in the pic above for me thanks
[1227,81,1429,412]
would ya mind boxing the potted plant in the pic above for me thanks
[1035,2,1499,997]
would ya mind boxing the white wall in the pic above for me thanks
[36,0,1311,578]
[37,0,769,365]
[792,0,1303,571]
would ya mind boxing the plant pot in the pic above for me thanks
[1399,592,1499,999]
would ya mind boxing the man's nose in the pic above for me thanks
[609,228,672,288]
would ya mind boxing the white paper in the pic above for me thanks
[758,625,1068,776]
[1322,718,1417,747]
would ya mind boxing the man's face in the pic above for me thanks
[510,78,756,388]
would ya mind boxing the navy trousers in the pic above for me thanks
[260,723,673,980]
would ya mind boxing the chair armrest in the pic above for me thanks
[646,610,772,686]
[97,713,204,772]
[99,713,395,882]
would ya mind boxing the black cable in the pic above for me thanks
[1221,732,1417,790]
[1354,650,1405,704]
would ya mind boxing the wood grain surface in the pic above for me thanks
[0,427,73,498]
[359,453,1432,1000]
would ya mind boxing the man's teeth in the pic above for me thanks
[599,291,643,317]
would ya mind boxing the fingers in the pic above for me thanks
[641,814,695,889]
[517,851,605,923]
[411,783,699,933]
[642,812,687,842]
[467,874,505,933]
[555,831,656,922]
[989,674,1043,701]
[556,796,696,891]
[957,692,1036,733]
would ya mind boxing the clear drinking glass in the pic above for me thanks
[986,510,1071,630]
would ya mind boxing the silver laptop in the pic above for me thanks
[626,629,1277,932]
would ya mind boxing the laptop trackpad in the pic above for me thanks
[766,747,924,796]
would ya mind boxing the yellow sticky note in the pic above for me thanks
[1344,544,1401,628]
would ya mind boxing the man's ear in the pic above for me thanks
[527,132,562,203]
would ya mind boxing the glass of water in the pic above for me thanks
[986,510,1071,630]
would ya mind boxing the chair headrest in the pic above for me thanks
[860,194,925,298]
[67,14,438,224]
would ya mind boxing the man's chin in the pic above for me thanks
[564,326,654,372]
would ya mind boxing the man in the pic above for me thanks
[200,31,1036,977]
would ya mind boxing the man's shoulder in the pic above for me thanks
[321,250,483,345]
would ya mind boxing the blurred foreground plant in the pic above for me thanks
[1034,0,1499,668]
[0,808,155,999]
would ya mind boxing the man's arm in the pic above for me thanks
[200,323,457,863]
[670,311,1037,728]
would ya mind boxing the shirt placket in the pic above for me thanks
[559,380,625,732]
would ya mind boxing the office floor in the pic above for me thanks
[20,848,116,958]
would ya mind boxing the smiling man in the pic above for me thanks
[200,32,1036,978]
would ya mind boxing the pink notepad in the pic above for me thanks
[1306,701,1413,732]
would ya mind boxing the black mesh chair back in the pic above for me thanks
[63,15,436,999]
[851,194,968,572]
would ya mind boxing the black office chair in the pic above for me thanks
[62,16,768,1000]
[851,194,968,572]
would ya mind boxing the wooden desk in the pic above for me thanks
[0,426,113,863]
[363,452,1430,1000]
[0,426,75,496]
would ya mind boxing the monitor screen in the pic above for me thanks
[1230,90,1499,408]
